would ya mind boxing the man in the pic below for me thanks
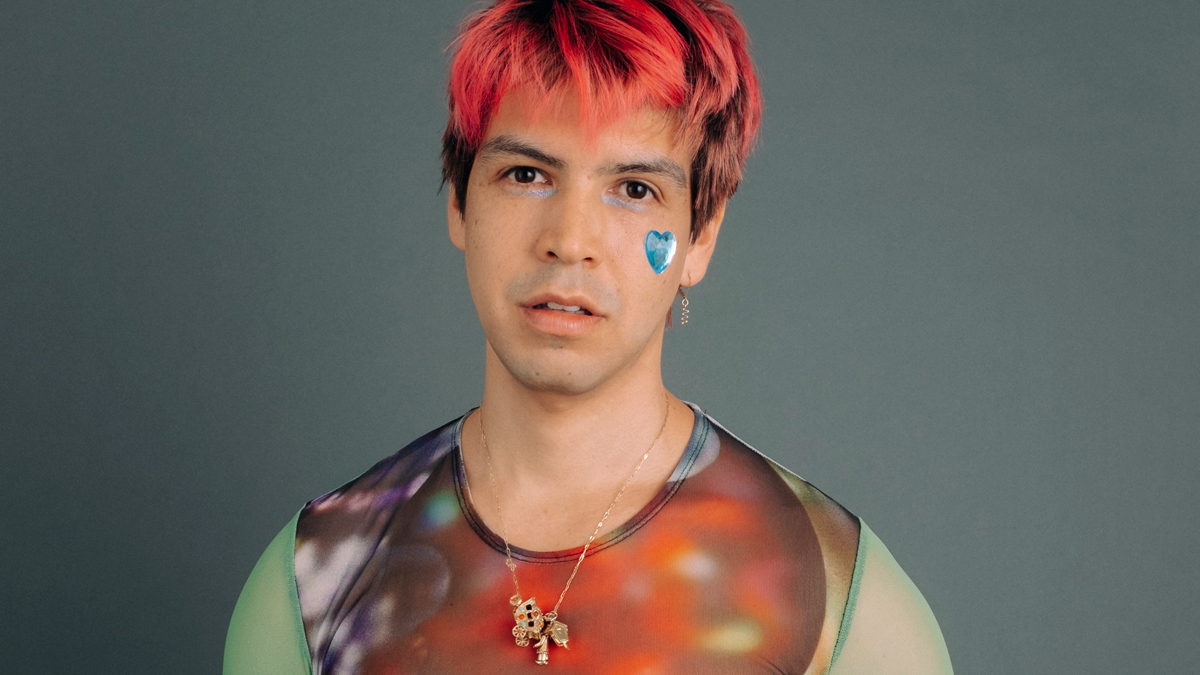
[225,1,953,673]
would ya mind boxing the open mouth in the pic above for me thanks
[533,301,593,316]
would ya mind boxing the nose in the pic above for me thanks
[535,187,601,267]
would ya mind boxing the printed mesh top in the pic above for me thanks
[224,405,952,675]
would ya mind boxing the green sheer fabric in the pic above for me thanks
[828,523,953,675]
[224,511,312,675]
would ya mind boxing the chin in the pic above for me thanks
[508,359,607,396]
[492,344,612,396]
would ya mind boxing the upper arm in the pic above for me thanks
[224,511,313,675]
[828,522,953,675]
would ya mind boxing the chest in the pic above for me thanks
[303,489,828,675]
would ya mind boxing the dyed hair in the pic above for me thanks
[441,0,762,238]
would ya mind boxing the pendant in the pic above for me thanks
[511,596,569,665]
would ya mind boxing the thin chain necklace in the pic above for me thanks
[476,393,670,665]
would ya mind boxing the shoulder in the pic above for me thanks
[703,413,861,566]
[224,511,312,675]
[699,414,863,671]
[701,415,952,674]
[830,524,954,674]
[291,415,461,610]
[296,416,460,541]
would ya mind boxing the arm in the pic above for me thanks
[829,522,953,675]
[223,511,313,675]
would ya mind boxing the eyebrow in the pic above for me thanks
[477,134,689,191]
[477,135,565,170]
[599,158,688,191]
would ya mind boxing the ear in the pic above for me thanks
[448,188,467,252]
[679,202,726,288]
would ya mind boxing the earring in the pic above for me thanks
[679,287,689,325]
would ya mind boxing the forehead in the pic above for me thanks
[479,87,691,171]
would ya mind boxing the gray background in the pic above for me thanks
[2,0,1197,672]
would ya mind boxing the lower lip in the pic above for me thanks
[522,307,602,337]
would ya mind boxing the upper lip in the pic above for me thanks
[522,293,601,316]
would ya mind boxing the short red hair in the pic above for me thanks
[441,0,762,238]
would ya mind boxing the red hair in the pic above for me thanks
[441,0,762,238]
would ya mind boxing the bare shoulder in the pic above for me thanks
[830,523,953,675]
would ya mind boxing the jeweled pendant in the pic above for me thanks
[511,596,569,665]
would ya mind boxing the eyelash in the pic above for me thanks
[620,181,656,201]
[501,166,658,202]
[503,166,548,185]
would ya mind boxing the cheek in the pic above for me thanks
[463,216,507,293]
[612,236,684,323]
[464,211,539,310]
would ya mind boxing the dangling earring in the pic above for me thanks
[678,287,689,325]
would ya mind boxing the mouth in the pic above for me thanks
[531,301,593,316]
[523,293,600,317]
[520,294,603,337]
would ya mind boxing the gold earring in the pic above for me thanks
[679,287,689,325]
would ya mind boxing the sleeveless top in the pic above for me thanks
[224,405,940,675]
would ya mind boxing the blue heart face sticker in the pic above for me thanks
[645,230,677,274]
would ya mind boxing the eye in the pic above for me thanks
[507,166,542,184]
[624,181,652,200]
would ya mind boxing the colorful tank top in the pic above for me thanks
[223,405,948,674]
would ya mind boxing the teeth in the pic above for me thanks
[546,302,583,312]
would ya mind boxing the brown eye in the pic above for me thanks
[511,167,538,183]
[626,181,650,199]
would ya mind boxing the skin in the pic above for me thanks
[449,87,725,551]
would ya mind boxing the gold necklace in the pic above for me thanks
[476,394,670,665]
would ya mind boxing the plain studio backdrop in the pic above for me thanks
[2,1,1197,672]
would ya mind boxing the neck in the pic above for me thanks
[463,335,695,551]
[480,346,669,488]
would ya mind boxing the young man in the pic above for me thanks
[225,1,953,673]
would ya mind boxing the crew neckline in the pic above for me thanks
[451,402,710,564]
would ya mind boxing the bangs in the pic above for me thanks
[448,0,697,145]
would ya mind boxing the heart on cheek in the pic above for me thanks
[644,230,677,275]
